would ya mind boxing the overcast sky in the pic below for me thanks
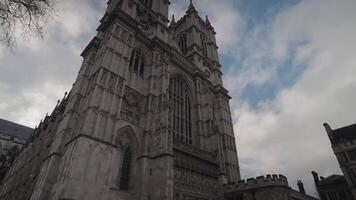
[1,0,356,197]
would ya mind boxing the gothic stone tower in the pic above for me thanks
[0,0,240,200]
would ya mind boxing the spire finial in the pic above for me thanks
[188,0,196,11]
[62,91,68,100]
[205,15,211,25]
[171,14,175,23]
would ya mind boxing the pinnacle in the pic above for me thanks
[205,15,211,25]
[171,14,176,24]
[187,0,196,12]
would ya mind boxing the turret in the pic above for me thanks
[170,0,222,86]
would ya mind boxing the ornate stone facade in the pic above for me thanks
[0,1,240,200]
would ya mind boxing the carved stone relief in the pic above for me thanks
[174,167,219,197]
[120,89,144,125]
[136,6,155,36]
[117,130,134,149]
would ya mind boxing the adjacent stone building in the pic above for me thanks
[0,118,32,182]
[312,171,354,200]
[324,123,356,199]
[0,118,32,155]
[0,1,320,200]
[0,1,240,199]
[224,175,318,200]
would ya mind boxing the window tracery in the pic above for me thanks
[129,48,145,76]
[169,77,192,145]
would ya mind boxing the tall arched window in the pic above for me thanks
[169,77,192,145]
[119,146,132,190]
[129,49,145,76]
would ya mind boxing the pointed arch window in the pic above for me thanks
[119,146,132,190]
[169,77,192,145]
[178,33,188,55]
[129,49,145,76]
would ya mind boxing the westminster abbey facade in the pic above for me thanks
[0,1,321,200]
[0,0,240,199]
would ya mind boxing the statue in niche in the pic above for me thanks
[120,91,141,124]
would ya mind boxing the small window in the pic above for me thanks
[129,49,145,76]
[119,146,132,190]
[178,33,187,55]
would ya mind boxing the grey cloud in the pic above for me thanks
[0,0,355,198]
[233,0,356,196]
[0,0,106,127]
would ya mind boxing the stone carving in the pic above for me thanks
[174,140,217,162]
[100,69,109,86]
[117,131,133,149]
[136,6,154,36]
[174,167,219,197]
[107,73,118,92]
[120,89,143,125]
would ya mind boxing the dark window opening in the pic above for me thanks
[129,49,145,76]
[119,146,132,190]
[200,34,207,56]
[178,33,188,55]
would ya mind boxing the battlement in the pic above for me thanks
[224,174,289,192]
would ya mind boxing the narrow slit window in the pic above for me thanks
[119,146,132,190]
[129,49,145,76]
[179,33,187,55]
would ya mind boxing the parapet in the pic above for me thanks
[224,174,289,192]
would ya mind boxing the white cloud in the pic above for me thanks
[170,0,243,54]
[0,0,355,197]
[53,0,104,37]
[234,0,356,195]
[0,0,105,127]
